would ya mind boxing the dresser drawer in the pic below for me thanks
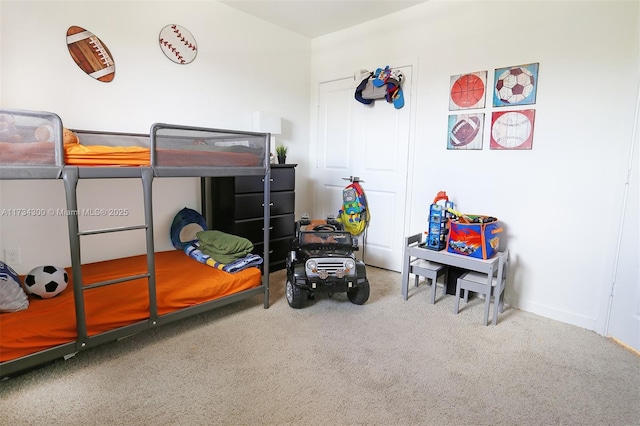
[234,214,295,243]
[235,167,295,194]
[234,191,294,220]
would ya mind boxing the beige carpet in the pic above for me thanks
[1,266,639,425]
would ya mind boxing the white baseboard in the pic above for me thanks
[504,296,599,333]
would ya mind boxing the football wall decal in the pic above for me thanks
[24,265,69,299]
[66,26,116,82]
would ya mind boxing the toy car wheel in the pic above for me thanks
[347,280,370,305]
[285,277,306,309]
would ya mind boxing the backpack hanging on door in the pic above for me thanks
[337,181,370,236]
[354,66,405,109]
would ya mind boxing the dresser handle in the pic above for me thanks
[262,226,274,230]
[261,178,274,182]
[261,202,274,207]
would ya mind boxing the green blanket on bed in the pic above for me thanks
[196,230,254,264]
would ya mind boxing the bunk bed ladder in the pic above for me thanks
[62,166,157,351]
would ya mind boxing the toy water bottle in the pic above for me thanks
[426,191,454,251]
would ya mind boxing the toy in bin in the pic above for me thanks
[425,191,455,251]
[447,214,502,259]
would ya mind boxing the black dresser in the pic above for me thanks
[202,164,296,271]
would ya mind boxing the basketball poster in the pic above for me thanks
[447,113,484,150]
[449,71,487,110]
[493,63,539,107]
[490,109,536,150]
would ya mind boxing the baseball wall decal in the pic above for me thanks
[159,24,198,64]
[66,26,115,82]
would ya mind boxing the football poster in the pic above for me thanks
[447,113,484,150]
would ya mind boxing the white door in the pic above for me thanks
[315,66,412,271]
[606,101,640,352]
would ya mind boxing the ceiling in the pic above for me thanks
[219,0,428,38]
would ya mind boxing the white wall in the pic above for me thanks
[0,1,311,273]
[310,1,639,333]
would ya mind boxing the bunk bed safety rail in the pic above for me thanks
[0,108,64,179]
[150,123,270,177]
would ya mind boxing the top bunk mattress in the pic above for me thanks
[0,108,269,178]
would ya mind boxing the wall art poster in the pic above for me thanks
[449,71,487,110]
[490,109,536,150]
[66,26,115,82]
[159,24,198,64]
[493,62,539,107]
[448,113,484,150]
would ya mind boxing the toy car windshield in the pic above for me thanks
[300,231,353,248]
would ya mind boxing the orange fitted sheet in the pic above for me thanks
[0,250,262,362]
[64,144,150,166]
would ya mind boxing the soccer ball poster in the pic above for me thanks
[493,63,539,107]
[449,71,487,110]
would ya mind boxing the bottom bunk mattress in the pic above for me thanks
[0,250,262,363]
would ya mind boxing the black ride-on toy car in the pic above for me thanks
[285,214,370,309]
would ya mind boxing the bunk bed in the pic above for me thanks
[0,108,271,377]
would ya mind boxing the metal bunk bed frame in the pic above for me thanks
[0,109,271,378]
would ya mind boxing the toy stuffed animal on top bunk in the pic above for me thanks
[34,126,79,145]
[0,113,79,144]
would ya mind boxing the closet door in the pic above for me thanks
[606,107,639,352]
[315,66,413,272]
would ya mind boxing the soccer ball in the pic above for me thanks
[495,67,535,104]
[24,265,69,299]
